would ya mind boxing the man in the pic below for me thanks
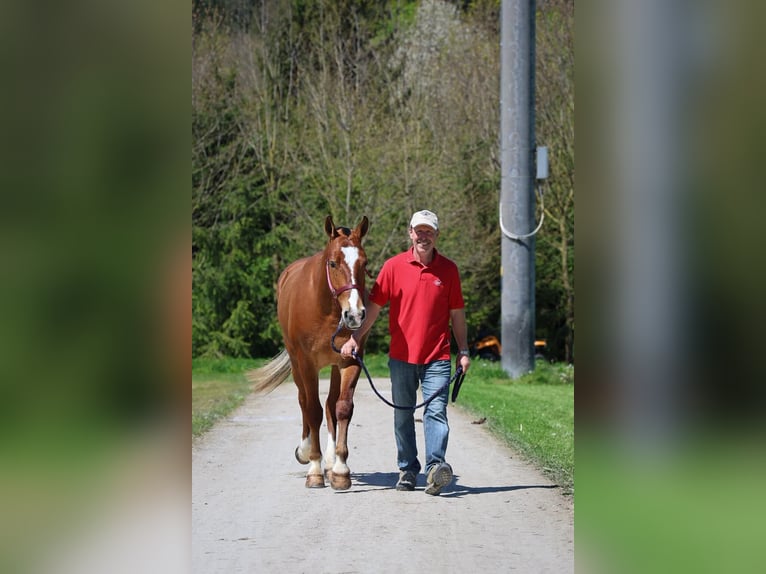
[341,209,471,495]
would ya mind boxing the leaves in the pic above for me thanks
[192,0,574,361]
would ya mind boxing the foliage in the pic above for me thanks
[535,0,575,362]
[192,0,574,361]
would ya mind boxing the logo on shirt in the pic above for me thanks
[433,279,442,287]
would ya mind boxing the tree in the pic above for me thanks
[535,0,575,361]
[191,0,575,362]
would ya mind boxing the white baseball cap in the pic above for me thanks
[409,210,439,230]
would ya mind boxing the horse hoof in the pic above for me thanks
[330,472,351,490]
[295,446,309,465]
[305,474,325,488]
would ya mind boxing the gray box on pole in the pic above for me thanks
[536,146,549,180]
[500,0,536,378]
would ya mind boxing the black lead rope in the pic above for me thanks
[331,322,466,409]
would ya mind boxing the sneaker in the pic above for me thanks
[396,470,417,491]
[425,462,453,496]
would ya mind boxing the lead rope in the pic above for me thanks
[331,321,465,409]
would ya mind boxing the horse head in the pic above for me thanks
[324,215,369,330]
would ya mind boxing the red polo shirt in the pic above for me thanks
[369,248,465,364]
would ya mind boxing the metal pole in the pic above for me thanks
[500,0,536,378]
[611,0,687,450]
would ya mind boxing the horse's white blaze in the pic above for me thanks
[341,246,359,277]
[324,435,336,467]
[340,246,362,308]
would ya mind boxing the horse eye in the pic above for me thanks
[329,261,337,268]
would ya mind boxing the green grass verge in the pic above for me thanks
[192,357,263,436]
[191,355,389,437]
[191,355,574,494]
[577,435,766,573]
[456,359,574,493]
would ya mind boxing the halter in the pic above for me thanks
[325,261,360,299]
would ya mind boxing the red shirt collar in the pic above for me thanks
[406,246,439,266]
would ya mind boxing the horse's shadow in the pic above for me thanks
[341,471,560,497]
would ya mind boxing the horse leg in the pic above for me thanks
[294,365,325,488]
[292,379,312,464]
[294,419,311,465]
[323,366,341,476]
[329,364,360,490]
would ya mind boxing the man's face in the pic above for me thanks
[409,225,438,253]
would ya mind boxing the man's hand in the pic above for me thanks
[457,353,471,374]
[340,336,358,358]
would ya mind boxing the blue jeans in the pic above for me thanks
[389,358,452,476]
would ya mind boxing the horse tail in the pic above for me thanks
[246,349,292,395]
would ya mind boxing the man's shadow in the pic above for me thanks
[342,471,560,497]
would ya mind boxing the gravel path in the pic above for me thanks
[192,377,573,573]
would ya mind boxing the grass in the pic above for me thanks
[192,357,263,436]
[192,354,391,437]
[456,359,574,492]
[191,355,574,493]
[576,435,766,573]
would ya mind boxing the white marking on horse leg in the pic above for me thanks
[324,434,336,468]
[332,455,350,477]
[296,436,311,464]
[307,458,323,477]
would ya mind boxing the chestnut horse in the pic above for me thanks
[246,215,370,489]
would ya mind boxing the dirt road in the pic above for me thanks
[192,377,573,573]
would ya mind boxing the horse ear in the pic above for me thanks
[325,215,336,238]
[356,216,369,239]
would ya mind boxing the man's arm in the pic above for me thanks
[450,308,471,373]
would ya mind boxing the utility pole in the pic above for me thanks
[499,0,536,378]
